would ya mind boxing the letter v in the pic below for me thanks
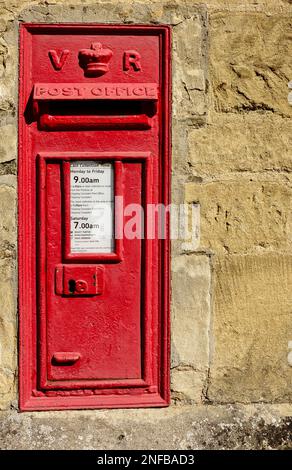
[48,49,70,71]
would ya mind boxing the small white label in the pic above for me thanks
[70,161,114,253]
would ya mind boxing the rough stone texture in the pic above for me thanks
[171,255,211,402]
[1,405,292,449]
[208,254,292,403]
[183,4,292,409]
[210,12,292,117]
[0,17,17,122]
[0,178,16,410]
[171,369,207,402]
[0,160,16,176]
[0,256,16,410]
[0,177,16,254]
[185,178,292,255]
[172,15,207,123]
[0,125,16,163]
[188,114,292,176]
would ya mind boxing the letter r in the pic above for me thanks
[123,50,142,72]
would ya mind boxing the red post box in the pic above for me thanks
[19,24,170,410]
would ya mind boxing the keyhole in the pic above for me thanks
[68,279,76,293]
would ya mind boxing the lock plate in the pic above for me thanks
[55,265,104,296]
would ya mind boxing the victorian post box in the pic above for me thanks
[19,24,170,410]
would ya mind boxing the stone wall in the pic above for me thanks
[1,0,292,449]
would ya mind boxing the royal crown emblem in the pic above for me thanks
[78,42,113,77]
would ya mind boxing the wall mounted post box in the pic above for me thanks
[19,24,171,410]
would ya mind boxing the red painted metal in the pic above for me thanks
[19,24,171,411]
[52,352,81,365]
[33,83,158,100]
[55,265,104,296]
[39,114,152,131]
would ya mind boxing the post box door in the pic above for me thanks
[19,24,170,410]
[39,156,148,388]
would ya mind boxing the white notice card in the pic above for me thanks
[70,161,114,253]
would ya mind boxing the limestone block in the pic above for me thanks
[0,125,16,163]
[171,254,211,373]
[0,369,15,411]
[188,114,292,176]
[208,254,292,403]
[172,119,190,175]
[171,369,206,402]
[18,1,203,25]
[0,257,16,409]
[173,15,207,122]
[210,12,292,117]
[0,36,17,113]
[0,8,14,34]
[185,179,292,254]
[0,178,16,253]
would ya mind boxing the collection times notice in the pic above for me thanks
[70,161,114,253]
